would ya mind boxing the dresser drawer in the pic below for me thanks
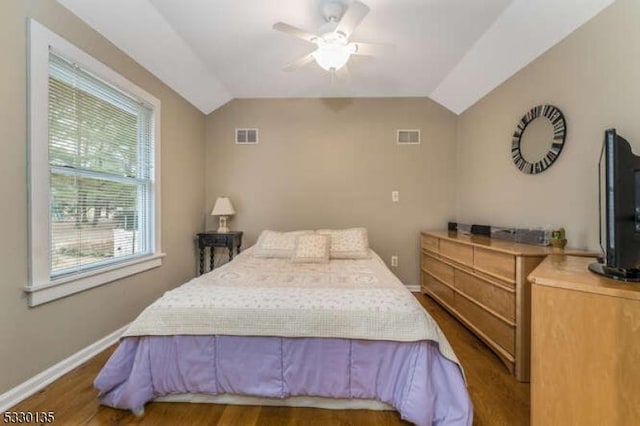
[422,273,455,307]
[422,253,454,285]
[421,234,439,252]
[202,234,230,246]
[454,269,515,322]
[440,240,473,267]
[455,295,515,354]
[474,247,516,282]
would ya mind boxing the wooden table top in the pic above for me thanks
[528,255,640,301]
[422,230,599,257]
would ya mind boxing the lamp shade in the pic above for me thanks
[211,197,235,216]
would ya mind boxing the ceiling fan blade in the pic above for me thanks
[283,52,316,72]
[335,1,370,39]
[350,42,392,56]
[273,22,319,43]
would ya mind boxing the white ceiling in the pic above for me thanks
[57,0,615,115]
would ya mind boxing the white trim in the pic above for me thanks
[406,284,420,292]
[25,254,165,306]
[27,19,162,306]
[153,102,162,256]
[27,19,52,287]
[0,324,128,413]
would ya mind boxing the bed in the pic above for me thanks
[95,230,473,425]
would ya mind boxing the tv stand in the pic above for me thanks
[530,256,640,425]
[588,262,640,282]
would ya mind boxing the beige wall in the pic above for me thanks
[456,0,640,250]
[205,98,458,285]
[0,1,206,392]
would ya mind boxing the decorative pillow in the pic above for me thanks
[291,234,330,263]
[253,230,313,258]
[316,227,370,259]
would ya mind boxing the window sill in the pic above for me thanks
[24,253,165,307]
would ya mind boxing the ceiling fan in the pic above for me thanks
[273,0,379,74]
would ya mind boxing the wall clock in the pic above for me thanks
[511,104,567,174]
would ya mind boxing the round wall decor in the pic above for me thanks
[511,104,567,174]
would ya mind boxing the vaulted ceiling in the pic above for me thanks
[57,0,614,115]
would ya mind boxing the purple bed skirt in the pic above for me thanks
[95,336,472,426]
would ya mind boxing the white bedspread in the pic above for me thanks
[123,247,460,366]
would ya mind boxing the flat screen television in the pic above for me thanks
[589,128,640,281]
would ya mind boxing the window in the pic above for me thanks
[27,20,163,306]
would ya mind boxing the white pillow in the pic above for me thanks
[316,227,370,259]
[291,234,330,263]
[253,230,313,258]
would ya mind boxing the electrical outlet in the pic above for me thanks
[392,190,399,202]
[391,255,398,267]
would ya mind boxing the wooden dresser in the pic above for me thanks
[529,256,640,426]
[420,231,595,381]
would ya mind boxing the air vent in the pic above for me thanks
[397,129,420,145]
[235,128,259,144]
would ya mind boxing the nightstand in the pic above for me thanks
[197,231,243,275]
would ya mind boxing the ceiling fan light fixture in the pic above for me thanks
[312,41,356,72]
[273,1,372,73]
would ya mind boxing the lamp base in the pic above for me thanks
[217,216,230,233]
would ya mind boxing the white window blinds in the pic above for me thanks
[47,52,154,279]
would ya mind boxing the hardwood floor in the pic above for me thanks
[9,294,529,425]
[415,294,530,426]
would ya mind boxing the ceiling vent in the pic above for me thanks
[235,128,259,144]
[397,129,420,145]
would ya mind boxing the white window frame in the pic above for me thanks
[26,19,164,306]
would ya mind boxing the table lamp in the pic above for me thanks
[211,196,235,233]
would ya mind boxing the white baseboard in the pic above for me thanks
[0,324,128,412]
[406,284,420,292]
